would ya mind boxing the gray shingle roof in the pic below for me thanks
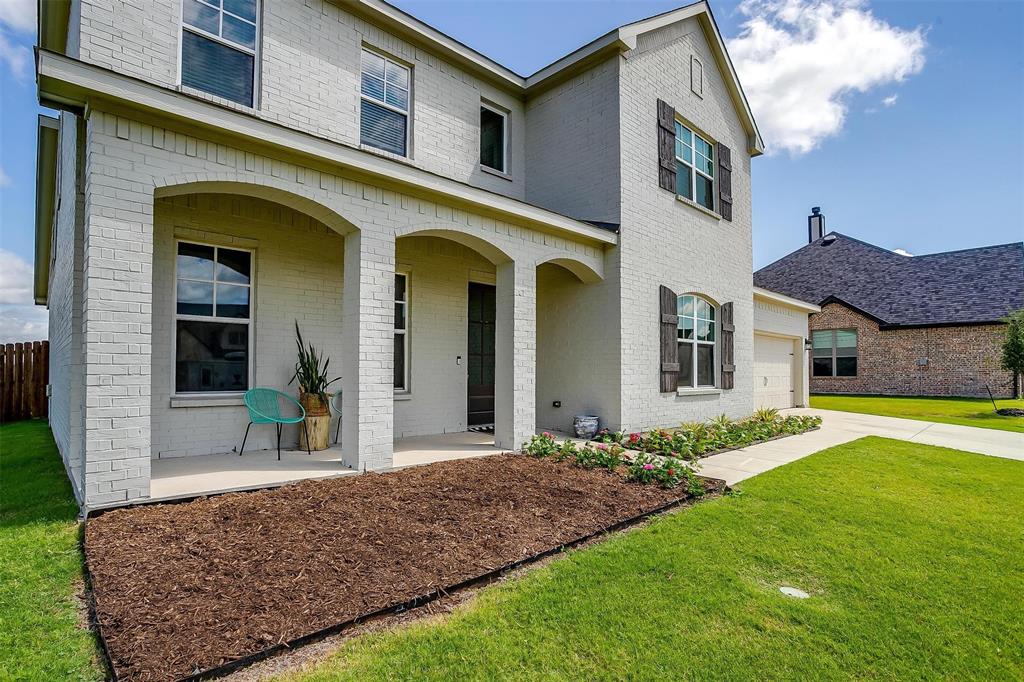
[753,233,1024,327]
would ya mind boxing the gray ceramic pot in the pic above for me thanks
[573,415,600,440]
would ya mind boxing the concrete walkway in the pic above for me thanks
[699,408,1024,486]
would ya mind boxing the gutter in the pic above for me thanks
[36,50,617,249]
[34,114,60,306]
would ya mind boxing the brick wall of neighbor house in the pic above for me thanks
[810,303,1012,398]
[74,0,527,200]
[617,17,755,430]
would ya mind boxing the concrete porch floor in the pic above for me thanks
[149,431,504,501]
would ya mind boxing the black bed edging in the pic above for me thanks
[131,477,722,682]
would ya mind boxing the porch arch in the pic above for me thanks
[534,255,603,284]
[394,224,514,266]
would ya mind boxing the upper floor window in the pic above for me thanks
[181,0,258,107]
[479,103,507,173]
[675,121,714,211]
[812,329,857,377]
[360,49,410,157]
[677,294,716,388]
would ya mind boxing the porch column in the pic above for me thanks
[341,230,395,470]
[79,116,153,508]
[494,261,536,450]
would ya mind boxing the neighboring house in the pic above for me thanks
[34,0,772,509]
[754,210,1024,399]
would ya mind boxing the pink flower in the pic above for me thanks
[542,432,552,438]
[643,463,654,470]
[596,443,607,451]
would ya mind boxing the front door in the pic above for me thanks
[467,282,496,427]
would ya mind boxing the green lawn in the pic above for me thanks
[810,394,1024,433]
[0,420,101,681]
[288,437,1024,681]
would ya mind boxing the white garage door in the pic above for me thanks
[754,334,796,409]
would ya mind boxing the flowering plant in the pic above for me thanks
[522,432,558,458]
[626,453,704,493]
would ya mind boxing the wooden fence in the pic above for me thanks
[1,341,49,423]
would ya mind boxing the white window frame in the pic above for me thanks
[394,271,410,393]
[177,0,261,107]
[360,47,412,158]
[812,328,858,378]
[677,294,717,389]
[675,120,715,212]
[479,101,508,174]
[172,239,255,396]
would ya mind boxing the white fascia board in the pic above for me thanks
[753,287,821,313]
[36,50,616,247]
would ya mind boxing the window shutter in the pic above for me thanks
[657,99,677,192]
[716,142,733,222]
[720,301,735,390]
[659,285,679,392]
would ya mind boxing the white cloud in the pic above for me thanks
[893,248,913,257]
[0,165,10,187]
[0,0,36,34]
[0,26,31,80]
[0,250,47,343]
[728,0,926,155]
[882,93,899,107]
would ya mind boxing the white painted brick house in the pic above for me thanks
[34,0,773,509]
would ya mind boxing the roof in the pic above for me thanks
[753,233,1024,328]
[38,0,763,154]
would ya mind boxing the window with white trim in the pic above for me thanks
[394,273,409,391]
[479,102,507,173]
[175,242,252,393]
[360,49,410,156]
[812,329,857,377]
[675,121,715,211]
[181,0,259,107]
[677,294,716,388]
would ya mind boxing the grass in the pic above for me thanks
[287,437,1024,681]
[810,394,1024,433]
[0,420,101,681]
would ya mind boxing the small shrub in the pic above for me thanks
[753,407,780,422]
[593,429,626,445]
[553,439,579,462]
[523,432,558,458]
[626,453,705,494]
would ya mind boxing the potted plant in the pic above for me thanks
[289,321,340,451]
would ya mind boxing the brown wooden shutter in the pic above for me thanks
[659,285,679,392]
[657,99,677,192]
[717,142,733,222]
[720,301,735,389]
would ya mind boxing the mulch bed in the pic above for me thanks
[84,453,722,681]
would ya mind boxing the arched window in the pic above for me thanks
[677,294,716,388]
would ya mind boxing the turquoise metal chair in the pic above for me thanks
[240,388,311,460]
[330,389,344,445]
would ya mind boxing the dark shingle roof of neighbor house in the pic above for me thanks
[753,233,1024,328]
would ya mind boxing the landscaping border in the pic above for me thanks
[81,474,724,682]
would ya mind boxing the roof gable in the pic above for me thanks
[753,233,1024,327]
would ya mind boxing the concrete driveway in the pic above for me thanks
[699,408,1024,486]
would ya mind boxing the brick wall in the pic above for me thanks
[810,302,1012,398]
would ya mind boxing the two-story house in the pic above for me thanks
[34,0,770,509]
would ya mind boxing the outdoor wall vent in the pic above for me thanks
[821,234,837,246]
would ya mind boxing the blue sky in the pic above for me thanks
[1,0,1022,341]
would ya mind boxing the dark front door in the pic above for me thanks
[467,282,496,427]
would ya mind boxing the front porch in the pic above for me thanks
[149,431,502,501]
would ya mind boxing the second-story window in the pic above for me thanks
[675,121,715,211]
[181,0,258,107]
[479,103,507,173]
[360,49,410,157]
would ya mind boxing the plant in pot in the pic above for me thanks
[289,321,340,451]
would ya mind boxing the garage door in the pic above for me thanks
[754,334,796,409]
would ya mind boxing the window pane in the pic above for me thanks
[183,0,219,34]
[176,320,248,392]
[361,73,385,101]
[480,106,505,171]
[395,274,407,302]
[178,242,215,280]
[385,60,409,88]
[812,330,833,349]
[697,344,714,386]
[216,248,250,284]
[360,99,407,156]
[695,298,713,320]
[395,303,406,330]
[695,136,713,158]
[676,161,693,199]
[224,0,256,22]
[678,316,694,340]
[394,333,405,389]
[695,174,714,210]
[812,357,833,377]
[678,341,694,388]
[222,13,256,49]
[362,50,385,81]
[835,329,857,350]
[697,153,714,177]
[836,357,857,376]
[384,85,409,111]
[215,283,250,318]
[181,30,254,106]
[697,320,714,342]
[177,280,213,316]
[812,346,833,358]
[677,124,692,147]
[678,295,694,317]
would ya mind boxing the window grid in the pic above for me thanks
[360,49,411,156]
[675,121,715,211]
[677,294,717,388]
[812,329,858,377]
[394,273,409,392]
[182,0,258,54]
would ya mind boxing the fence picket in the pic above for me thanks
[0,340,49,422]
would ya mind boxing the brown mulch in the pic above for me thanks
[84,454,722,681]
